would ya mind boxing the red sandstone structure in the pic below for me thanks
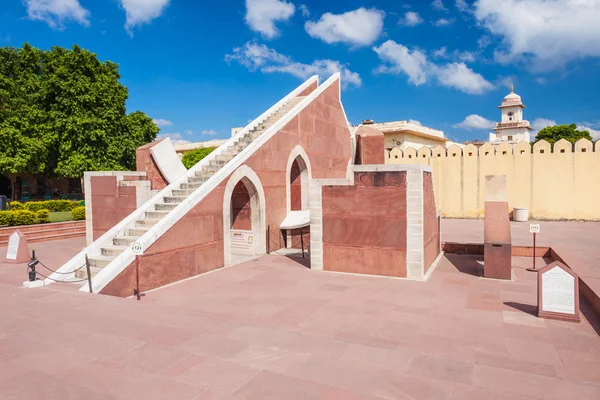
[483,175,512,280]
[46,74,441,296]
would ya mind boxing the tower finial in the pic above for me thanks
[510,83,514,92]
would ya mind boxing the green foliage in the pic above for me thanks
[535,124,593,146]
[0,211,13,226]
[9,201,24,210]
[22,199,78,212]
[10,210,36,226]
[71,206,86,220]
[36,209,50,223]
[0,43,159,178]
[181,147,217,169]
[48,211,73,223]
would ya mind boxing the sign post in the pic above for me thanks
[131,241,144,300]
[527,224,540,272]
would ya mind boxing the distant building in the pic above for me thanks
[356,120,449,150]
[490,85,532,143]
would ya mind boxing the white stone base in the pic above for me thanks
[23,280,46,289]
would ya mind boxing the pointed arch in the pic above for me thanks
[223,165,266,266]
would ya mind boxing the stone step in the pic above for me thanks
[125,227,148,237]
[215,155,234,162]
[180,182,200,190]
[135,218,160,228]
[155,203,177,211]
[209,160,227,167]
[202,165,220,173]
[101,245,128,257]
[87,255,115,268]
[194,170,213,179]
[188,176,208,184]
[163,196,186,204]
[145,210,169,219]
[75,265,103,280]
[113,235,139,246]
[172,189,195,196]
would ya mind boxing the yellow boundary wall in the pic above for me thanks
[386,138,600,220]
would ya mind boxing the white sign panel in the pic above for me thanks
[231,230,253,255]
[529,224,540,234]
[6,232,20,260]
[542,267,575,314]
[131,241,144,256]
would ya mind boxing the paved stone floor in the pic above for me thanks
[1,228,600,399]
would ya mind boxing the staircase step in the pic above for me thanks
[145,210,169,219]
[125,227,148,236]
[101,245,128,257]
[188,176,208,184]
[87,255,115,268]
[113,236,139,246]
[172,189,195,196]
[75,265,104,279]
[194,170,213,178]
[135,218,160,228]
[163,196,187,204]
[180,183,201,190]
[155,203,177,211]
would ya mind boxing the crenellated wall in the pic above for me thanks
[386,138,600,220]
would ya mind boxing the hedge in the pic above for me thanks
[72,206,86,221]
[0,210,37,226]
[36,209,50,224]
[9,200,82,212]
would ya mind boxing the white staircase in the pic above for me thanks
[76,95,306,279]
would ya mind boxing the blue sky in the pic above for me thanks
[2,0,600,144]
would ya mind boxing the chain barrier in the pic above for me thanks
[266,227,310,258]
[27,250,93,292]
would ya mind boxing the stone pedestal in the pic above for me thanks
[4,230,30,264]
[354,126,384,165]
[483,176,512,280]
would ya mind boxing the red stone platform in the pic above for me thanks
[1,233,599,399]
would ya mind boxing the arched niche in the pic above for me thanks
[223,165,266,265]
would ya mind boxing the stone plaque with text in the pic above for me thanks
[6,232,20,260]
[230,230,253,255]
[4,230,30,264]
[537,261,580,323]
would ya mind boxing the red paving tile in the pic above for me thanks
[0,220,599,400]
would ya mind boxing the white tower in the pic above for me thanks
[489,85,532,143]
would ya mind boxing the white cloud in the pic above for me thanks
[305,7,385,47]
[152,118,172,127]
[454,114,496,130]
[245,0,295,39]
[373,40,494,94]
[531,118,556,131]
[399,11,423,27]
[373,41,428,85]
[432,0,448,11]
[456,0,469,12]
[157,132,189,144]
[473,0,600,71]
[535,77,548,85]
[226,41,361,89]
[119,0,170,35]
[24,0,90,29]
[185,129,193,135]
[578,125,600,140]
[201,129,218,136]
[433,47,476,63]
[299,4,310,18]
[434,18,454,26]
[432,62,494,94]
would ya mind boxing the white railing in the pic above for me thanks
[45,75,319,288]
[82,74,340,294]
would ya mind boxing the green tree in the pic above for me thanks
[0,43,158,178]
[181,147,217,169]
[535,124,592,146]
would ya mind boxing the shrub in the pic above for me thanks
[10,210,36,226]
[9,201,24,210]
[0,211,13,226]
[24,201,47,212]
[181,147,217,169]
[36,209,50,224]
[72,206,86,220]
[21,199,75,212]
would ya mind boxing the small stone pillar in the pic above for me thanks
[4,230,30,264]
[483,175,512,280]
[354,126,385,165]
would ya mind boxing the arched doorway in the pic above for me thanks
[0,175,12,199]
[223,166,266,266]
[283,146,312,250]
